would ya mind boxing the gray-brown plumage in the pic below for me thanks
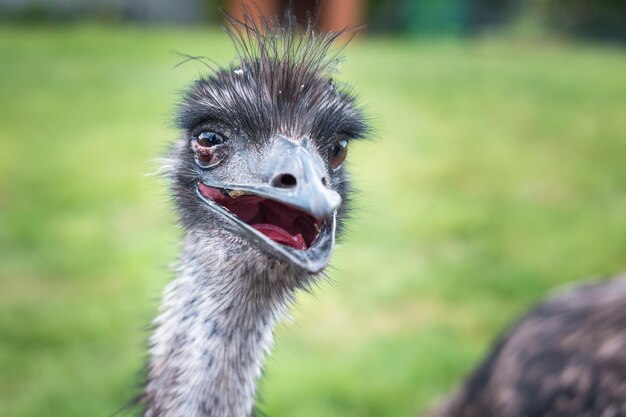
[429,276,626,417]
[139,10,367,417]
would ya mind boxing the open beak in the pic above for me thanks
[196,136,341,273]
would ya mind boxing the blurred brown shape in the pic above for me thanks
[227,0,278,27]
[320,0,364,32]
[226,0,365,32]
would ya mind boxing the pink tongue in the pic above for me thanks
[252,224,306,250]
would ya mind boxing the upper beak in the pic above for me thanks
[205,135,341,220]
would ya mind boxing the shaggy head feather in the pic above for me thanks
[167,10,369,270]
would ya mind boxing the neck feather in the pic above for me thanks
[143,233,300,417]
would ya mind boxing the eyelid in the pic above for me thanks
[191,128,212,137]
[333,136,349,146]
[190,128,229,143]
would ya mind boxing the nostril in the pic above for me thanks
[272,173,297,188]
[321,177,328,187]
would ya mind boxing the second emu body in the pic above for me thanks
[429,276,626,417]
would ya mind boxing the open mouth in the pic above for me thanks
[198,183,323,250]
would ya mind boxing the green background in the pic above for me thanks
[1,25,625,417]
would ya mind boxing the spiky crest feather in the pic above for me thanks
[176,8,367,150]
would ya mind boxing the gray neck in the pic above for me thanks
[143,233,298,417]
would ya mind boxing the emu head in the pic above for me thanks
[168,16,368,276]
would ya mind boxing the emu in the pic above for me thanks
[141,12,367,417]
[428,276,626,417]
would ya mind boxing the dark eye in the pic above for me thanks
[192,131,226,168]
[328,138,348,169]
[195,131,225,148]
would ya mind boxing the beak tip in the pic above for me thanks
[313,192,342,221]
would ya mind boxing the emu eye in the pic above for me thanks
[195,131,225,148]
[328,138,348,169]
[192,131,226,168]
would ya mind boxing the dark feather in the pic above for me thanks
[176,8,368,148]
[429,276,626,417]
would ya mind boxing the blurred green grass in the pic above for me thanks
[1,24,625,417]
